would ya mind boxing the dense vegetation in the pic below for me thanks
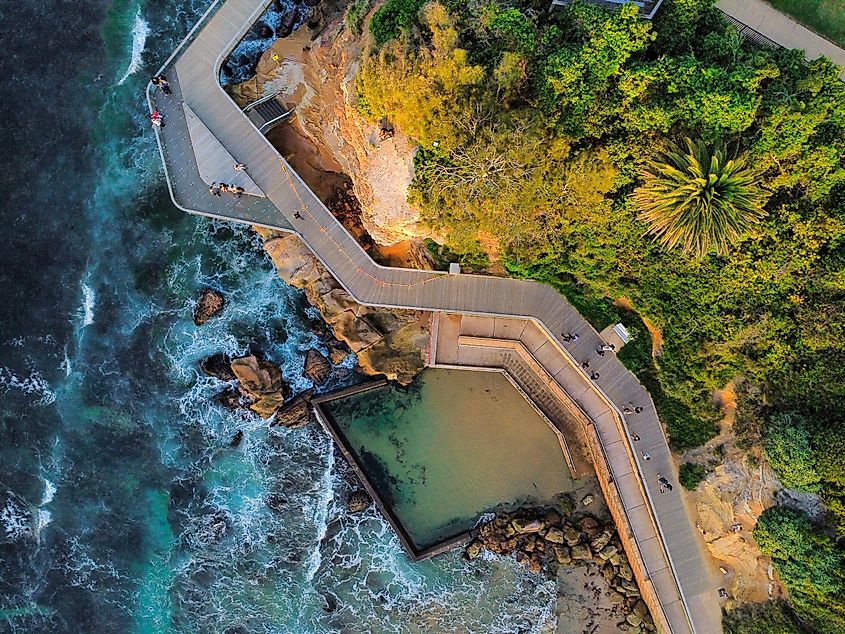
[754,507,845,633]
[678,461,707,490]
[356,0,845,629]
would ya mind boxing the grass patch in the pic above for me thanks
[423,238,489,272]
[767,0,845,48]
[678,462,708,490]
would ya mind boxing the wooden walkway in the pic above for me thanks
[147,1,722,632]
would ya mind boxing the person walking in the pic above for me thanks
[561,332,579,342]
[152,75,172,95]
[209,182,221,197]
[642,452,651,461]
[590,372,600,380]
[233,162,247,171]
[293,211,303,220]
[581,360,590,370]
[596,343,616,356]
[150,111,164,127]
[631,434,640,441]
[219,183,230,193]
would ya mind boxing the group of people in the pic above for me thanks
[150,75,171,128]
[561,330,678,494]
[209,181,245,199]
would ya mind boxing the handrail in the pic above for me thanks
[243,90,281,112]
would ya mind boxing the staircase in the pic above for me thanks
[243,93,293,133]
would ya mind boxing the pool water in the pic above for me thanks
[321,368,574,551]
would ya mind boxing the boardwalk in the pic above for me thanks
[718,0,845,81]
[147,1,722,632]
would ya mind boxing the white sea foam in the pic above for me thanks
[117,9,150,86]
[79,282,96,327]
[2,493,33,542]
[0,366,56,406]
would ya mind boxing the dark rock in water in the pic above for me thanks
[218,387,245,411]
[303,349,331,384]
[346,490,372,513]
[254,21,273,39]
[303,0,320,7]
[270,390,314,429]
[278,8,300,37]
[193,288,225,325]
[229,429,244,447]
[201,353,236,381]
[266,492,288,513]
[321,592,339,613]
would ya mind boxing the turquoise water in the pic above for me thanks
[0,1,560,632]
[322,369,574,551]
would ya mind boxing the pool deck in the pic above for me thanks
[148,1,722,632]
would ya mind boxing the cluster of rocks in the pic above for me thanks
[465,509,656,633]
[201,347,334,426]
[259,229,429,384]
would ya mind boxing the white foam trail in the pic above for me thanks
[305,434,335,582]
[80,281,95,327]
[41,480,56,506]
[117,9,150,86]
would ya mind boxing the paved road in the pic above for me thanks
[718,0,845,80]
[147,1,723,632]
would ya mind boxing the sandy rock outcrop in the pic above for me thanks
[230,18,428,246]
[230,354,289,418]
[302,349,331,385]
[258,228,429,383]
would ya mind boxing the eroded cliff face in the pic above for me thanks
[256,227,429,384]
[230,19,428,246]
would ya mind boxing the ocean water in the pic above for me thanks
[323,369,573,550]
[0,1,559,632]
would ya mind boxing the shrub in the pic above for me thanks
[346,0,373,35]
[369,0,426,46]
[679,462,707,490]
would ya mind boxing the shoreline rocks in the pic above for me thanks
[230,355,289,419]
[303,349,331,385]
[346,491,372,513]
[194,288,225,325]
[465,507,655,633]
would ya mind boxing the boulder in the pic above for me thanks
[609,552,622,566]
[590,530,613,553]
[553,545,571,565]
[564,527,582,546]
[626,613,642,627]
[271,391,313,429]
[633,599,648,618]
[544,527,565,544]
[610,591,626,606]
[194,288,225,325]
[201,353,236,381]
[602,564,616,584]
[303,349,332,384]
[231,355,289,418]
[544,510,563,527]
[346,490,371,513]
[512,518,544,534]
[598,545,619,561]
[218,388,245,410]
[328,346,348,364]
[528,555,543,574]
[229,429,244,447]
[619,563,634,581]
[579,515,599,536]
[571,544,592,560]
[465,540,483,561]
[581,494,594,506]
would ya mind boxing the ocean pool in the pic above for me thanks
[318,368,574,554]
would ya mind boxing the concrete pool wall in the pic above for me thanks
[312,369,576,560]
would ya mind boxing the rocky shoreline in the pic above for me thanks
[467,508,656,633]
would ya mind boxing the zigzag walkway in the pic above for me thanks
[147,0,722,632]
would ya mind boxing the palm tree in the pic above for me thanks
[633,138,768,259]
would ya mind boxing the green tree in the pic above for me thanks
[723,601,806,634]
[754,506,845,633]
[763,413,821,492]
[633,138,768,258]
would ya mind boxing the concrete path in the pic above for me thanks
[718,0,845,79]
